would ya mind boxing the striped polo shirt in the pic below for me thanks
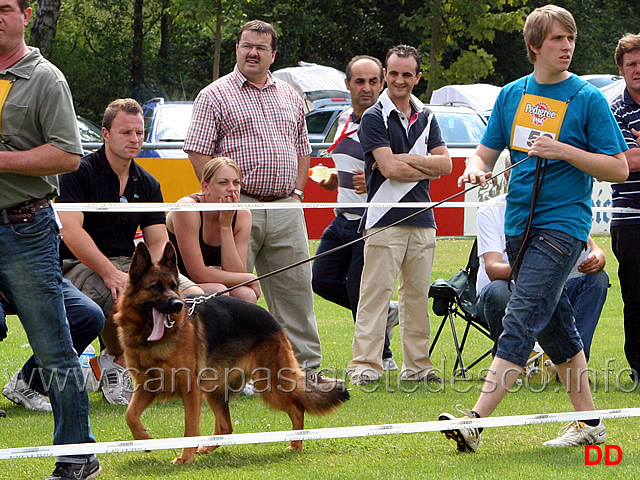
[329,108,366,218]
[611,88,640,226]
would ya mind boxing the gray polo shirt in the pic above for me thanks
[0,48,82,210]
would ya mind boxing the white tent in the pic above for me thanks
[430,84,501,119]
[272,63,349,112]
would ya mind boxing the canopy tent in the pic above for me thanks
[430,84,501,120]
[273,62,350,112]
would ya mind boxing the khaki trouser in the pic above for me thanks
[348,226,436,380]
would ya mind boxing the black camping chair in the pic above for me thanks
[428,240,493,378]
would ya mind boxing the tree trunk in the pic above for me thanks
[29,0,61,58]
[159,0,170,61]
[427,0,443,99]
[212,0,222,81]
[132,0,145,96]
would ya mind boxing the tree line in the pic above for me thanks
[27,0,640,124]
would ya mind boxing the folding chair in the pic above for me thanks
[428,240,493,378]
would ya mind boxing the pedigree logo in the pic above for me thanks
[524,102,557,126]
[585,445,622,465]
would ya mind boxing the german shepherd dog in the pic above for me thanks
[114,242,349,464]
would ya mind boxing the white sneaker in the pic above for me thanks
[439,404,482,453]
[2,371,52,412]
[386,301,399,341]
[90,354,133,405]
[543,420,606,447]
[242,381,256,396]
[382,357,398,371]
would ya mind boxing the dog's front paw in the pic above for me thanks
[171,455,194,464]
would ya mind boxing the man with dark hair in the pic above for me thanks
[0,0,101,478]
[610,33,640,381]
[184,20,339,386]
[312,55,400,372]
[58,98,201,406]
[346,44,452,385]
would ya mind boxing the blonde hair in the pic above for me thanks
[201,157,242,185]
[523,5,576,64]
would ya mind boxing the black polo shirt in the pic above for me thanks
[58,145,166,259]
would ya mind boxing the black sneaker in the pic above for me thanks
[45,457,101,480]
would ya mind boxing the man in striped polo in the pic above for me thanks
[610,33,640,382]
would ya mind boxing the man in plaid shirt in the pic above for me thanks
[184,20,338,385]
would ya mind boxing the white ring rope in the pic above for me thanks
[1,407,637,459]
[52,201,639,214]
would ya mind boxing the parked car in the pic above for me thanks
[307,102,491,156]
[139,98,193,158]
[76,115,102,143]
[580,74,622,89]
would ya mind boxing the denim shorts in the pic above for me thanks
[496,229,585,367]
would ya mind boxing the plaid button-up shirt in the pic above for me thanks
[184,65,311,197]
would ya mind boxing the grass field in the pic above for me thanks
[0,235,638,479]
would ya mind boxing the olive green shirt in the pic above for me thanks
[0,48,82,210]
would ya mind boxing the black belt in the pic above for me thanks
[1,197,50,224]
[241,190,288,202]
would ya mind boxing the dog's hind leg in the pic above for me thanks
[197,392,233,455]
[172,388,202,464]
[283,402,305,451]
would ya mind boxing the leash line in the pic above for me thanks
[1,406,636,459]
[203,159,526,299]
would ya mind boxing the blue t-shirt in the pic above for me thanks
[482,73,627,242]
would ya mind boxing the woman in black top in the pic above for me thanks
[167,157,260,303]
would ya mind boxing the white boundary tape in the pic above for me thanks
[1,407,638,459]
[52,202,640,213]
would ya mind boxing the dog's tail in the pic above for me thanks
[257,331,349,415]
[292,375,350,416]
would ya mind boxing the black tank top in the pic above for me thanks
[168,194,236,276]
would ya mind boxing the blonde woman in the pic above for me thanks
[167,157,260,303]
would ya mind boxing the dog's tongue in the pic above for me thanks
[147,308,166,342]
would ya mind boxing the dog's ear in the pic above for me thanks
[129,242,153,284]
[161,241,179,276]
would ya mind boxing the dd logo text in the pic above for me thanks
[585,445,622,465]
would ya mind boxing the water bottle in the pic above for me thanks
[308,164,336,183]
[79,345,99,392]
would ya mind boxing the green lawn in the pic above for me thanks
[1,235,638,479]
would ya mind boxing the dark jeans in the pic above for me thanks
[312,214,392,359]
[16,279,105,396]
[611,223,640,378]
[0,207,96,460]
[497,229,585,367]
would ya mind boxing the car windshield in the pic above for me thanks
[154,104,193,142]
[434,111,486,144]
[77,116,102,143]
[306,110,337,135]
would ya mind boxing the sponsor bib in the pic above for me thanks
[510,93,568,153]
